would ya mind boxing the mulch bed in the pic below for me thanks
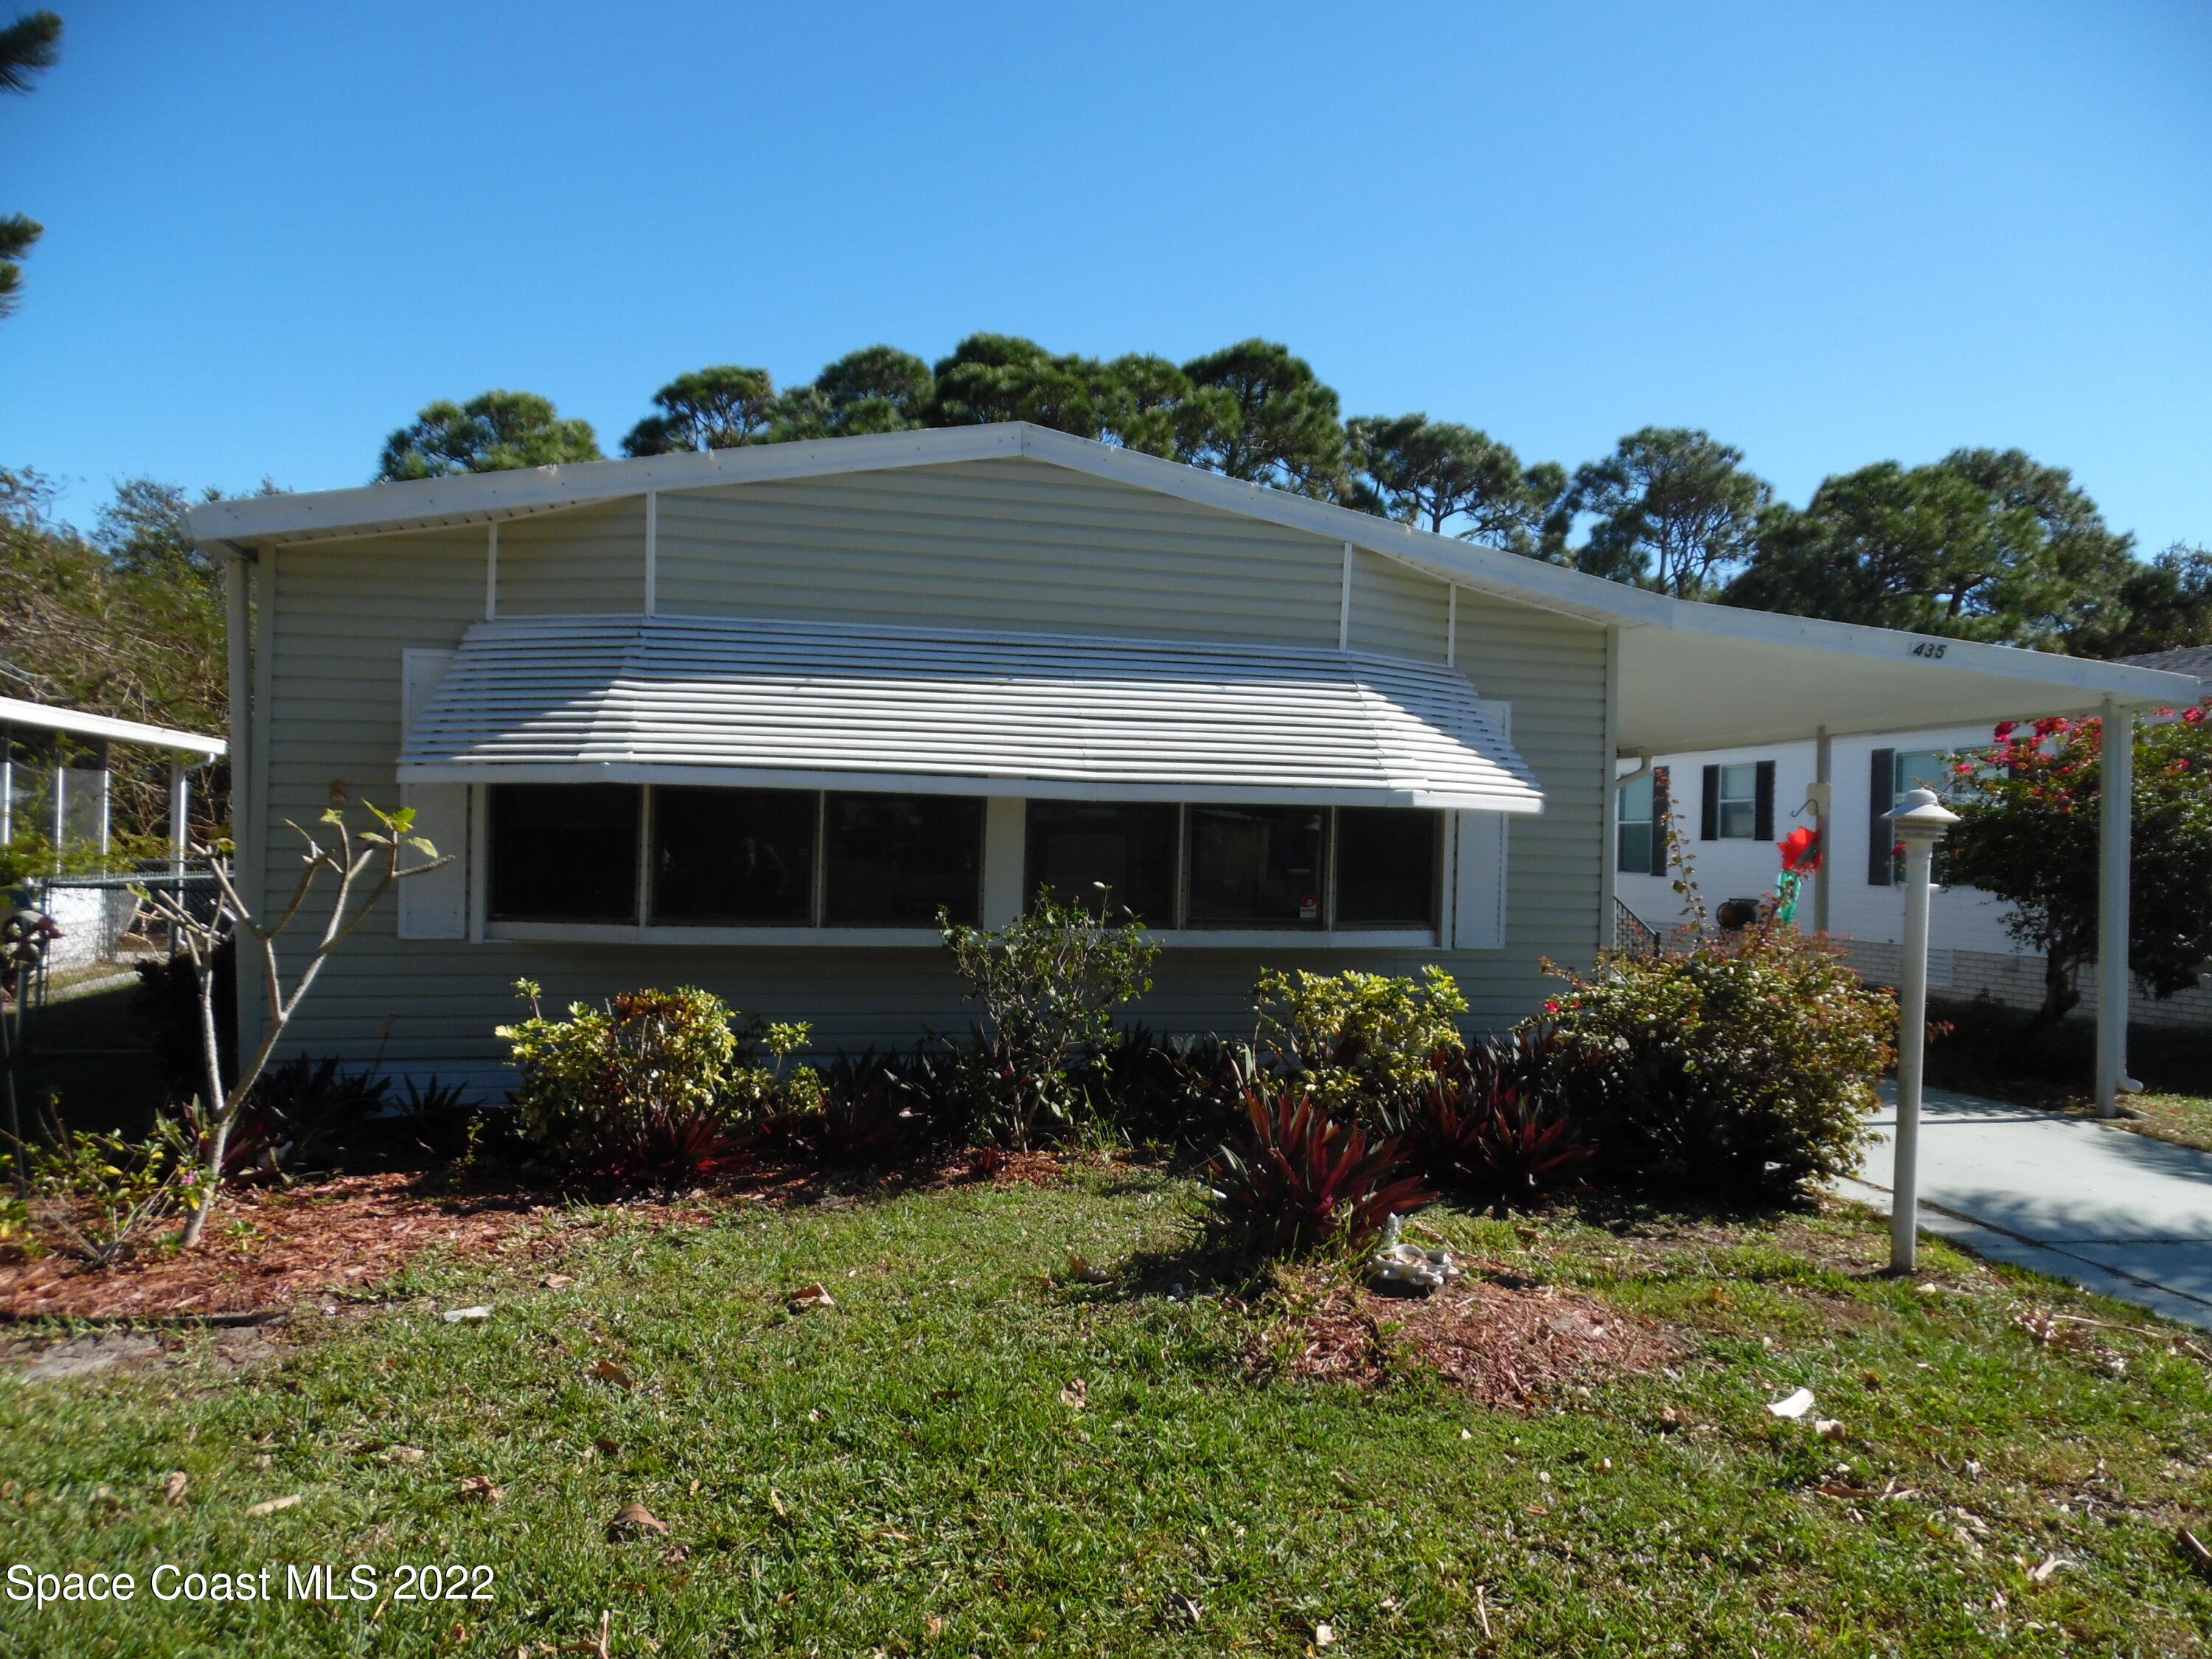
[1258,1265,1681,1411]
[0,1148,1100,1324]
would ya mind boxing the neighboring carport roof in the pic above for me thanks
[397,616,1546,813]
[188,423,2201,754]
[0,694,226,757]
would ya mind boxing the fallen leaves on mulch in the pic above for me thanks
[0,1172,701,1321]
[1255,1265,1680,1411]
[0,1146,1113,1324]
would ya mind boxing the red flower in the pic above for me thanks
[1543,1000,1561,1013]
[1993,721,2015,742]
[2185,706,2207,726]
[1778,826,1820,873]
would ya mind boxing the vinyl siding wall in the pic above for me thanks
[250,457,1609,1074]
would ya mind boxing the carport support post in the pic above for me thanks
[168,760,189,876]
[2096,700,2135,1119]
[1886,787,1959,1273]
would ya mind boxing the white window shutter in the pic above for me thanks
[398,649,467,940]
[1450,811,1509,950]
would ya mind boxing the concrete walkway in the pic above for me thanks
[1839,1086,2212,1330]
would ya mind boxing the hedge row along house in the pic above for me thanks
[185,425,2196,1107]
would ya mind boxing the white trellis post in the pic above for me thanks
[1885,786,1960,1273]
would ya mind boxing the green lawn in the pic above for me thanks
[2113,1096,2212,1155]
[4,1166,2212,1656]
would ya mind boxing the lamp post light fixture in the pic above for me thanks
[1885,785,1961,1274]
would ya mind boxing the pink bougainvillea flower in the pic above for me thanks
[2185,706,2207,726]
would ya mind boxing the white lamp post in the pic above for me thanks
[1885,785,1960,1273]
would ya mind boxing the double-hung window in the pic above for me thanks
[1700,759,1775,843]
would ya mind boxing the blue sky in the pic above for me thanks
[2,1,2208,552]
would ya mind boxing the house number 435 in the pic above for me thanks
[1910,641,1948,659]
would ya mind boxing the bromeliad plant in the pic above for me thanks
[139,803,450,1247]
[1204,1087,1434,1259]
[1397,1034,1590,1214]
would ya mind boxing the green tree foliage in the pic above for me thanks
[1728,449,2135,649]
[1941,709,2212,1036]
[0,10,61,321]
[377,390,602,481]
[773,344,938,439]
[920,335,1196,457]
[1173,338,1347,495]
[0,469,260,844]
[1564,427,1773,597]
[1346,414,1565,550]
[2067,544,2212,659]
[621,365,778,456]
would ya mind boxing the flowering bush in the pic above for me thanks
[498,981,813,1180]
[1943,705,2212,1035]
[1536,925,1895,1203]
[1253,965,1468,1124]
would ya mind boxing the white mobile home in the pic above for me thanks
[186,425,2195,1102]
[1618,647,2212,1029]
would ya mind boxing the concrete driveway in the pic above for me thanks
[1839,1086,2212,1330]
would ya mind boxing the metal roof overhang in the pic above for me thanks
[1601,612,2202,754]
[194,424,2204,757]
[0,695,227,757]
[396,616,1547,813]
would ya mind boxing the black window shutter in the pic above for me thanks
[1753,759,1775,843]
[1867,748,1894,886]
[1700,765,1719,841]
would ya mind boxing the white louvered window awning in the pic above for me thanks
[395,616,1545,814]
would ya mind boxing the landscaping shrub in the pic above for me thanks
[1203,1087,1433,1258]
[1072,1026,1259,1150]
[1537,924,1895,1203]
[776,1050,931,1167]
[4,1105,193,1266]
[939,894,1158,1149]
[160,1053,390,1180]
[1253,965,1467,1124]
[496,981,813,1181]
[1395,1033,1590,1213]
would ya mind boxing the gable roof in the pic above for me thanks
[187,422,2199,752]
[2122,646,2212,686]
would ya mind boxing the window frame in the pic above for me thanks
[475,786,1452,946]
[1716,763,1759,840]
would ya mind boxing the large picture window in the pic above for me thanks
[1023,801,1178,922]
[1186,805,1325,928]
[1333,807,1439,928]
[489,784,640,922]
[481,786,1441,936]
[824,793,984,926]
[650,786,815,925]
